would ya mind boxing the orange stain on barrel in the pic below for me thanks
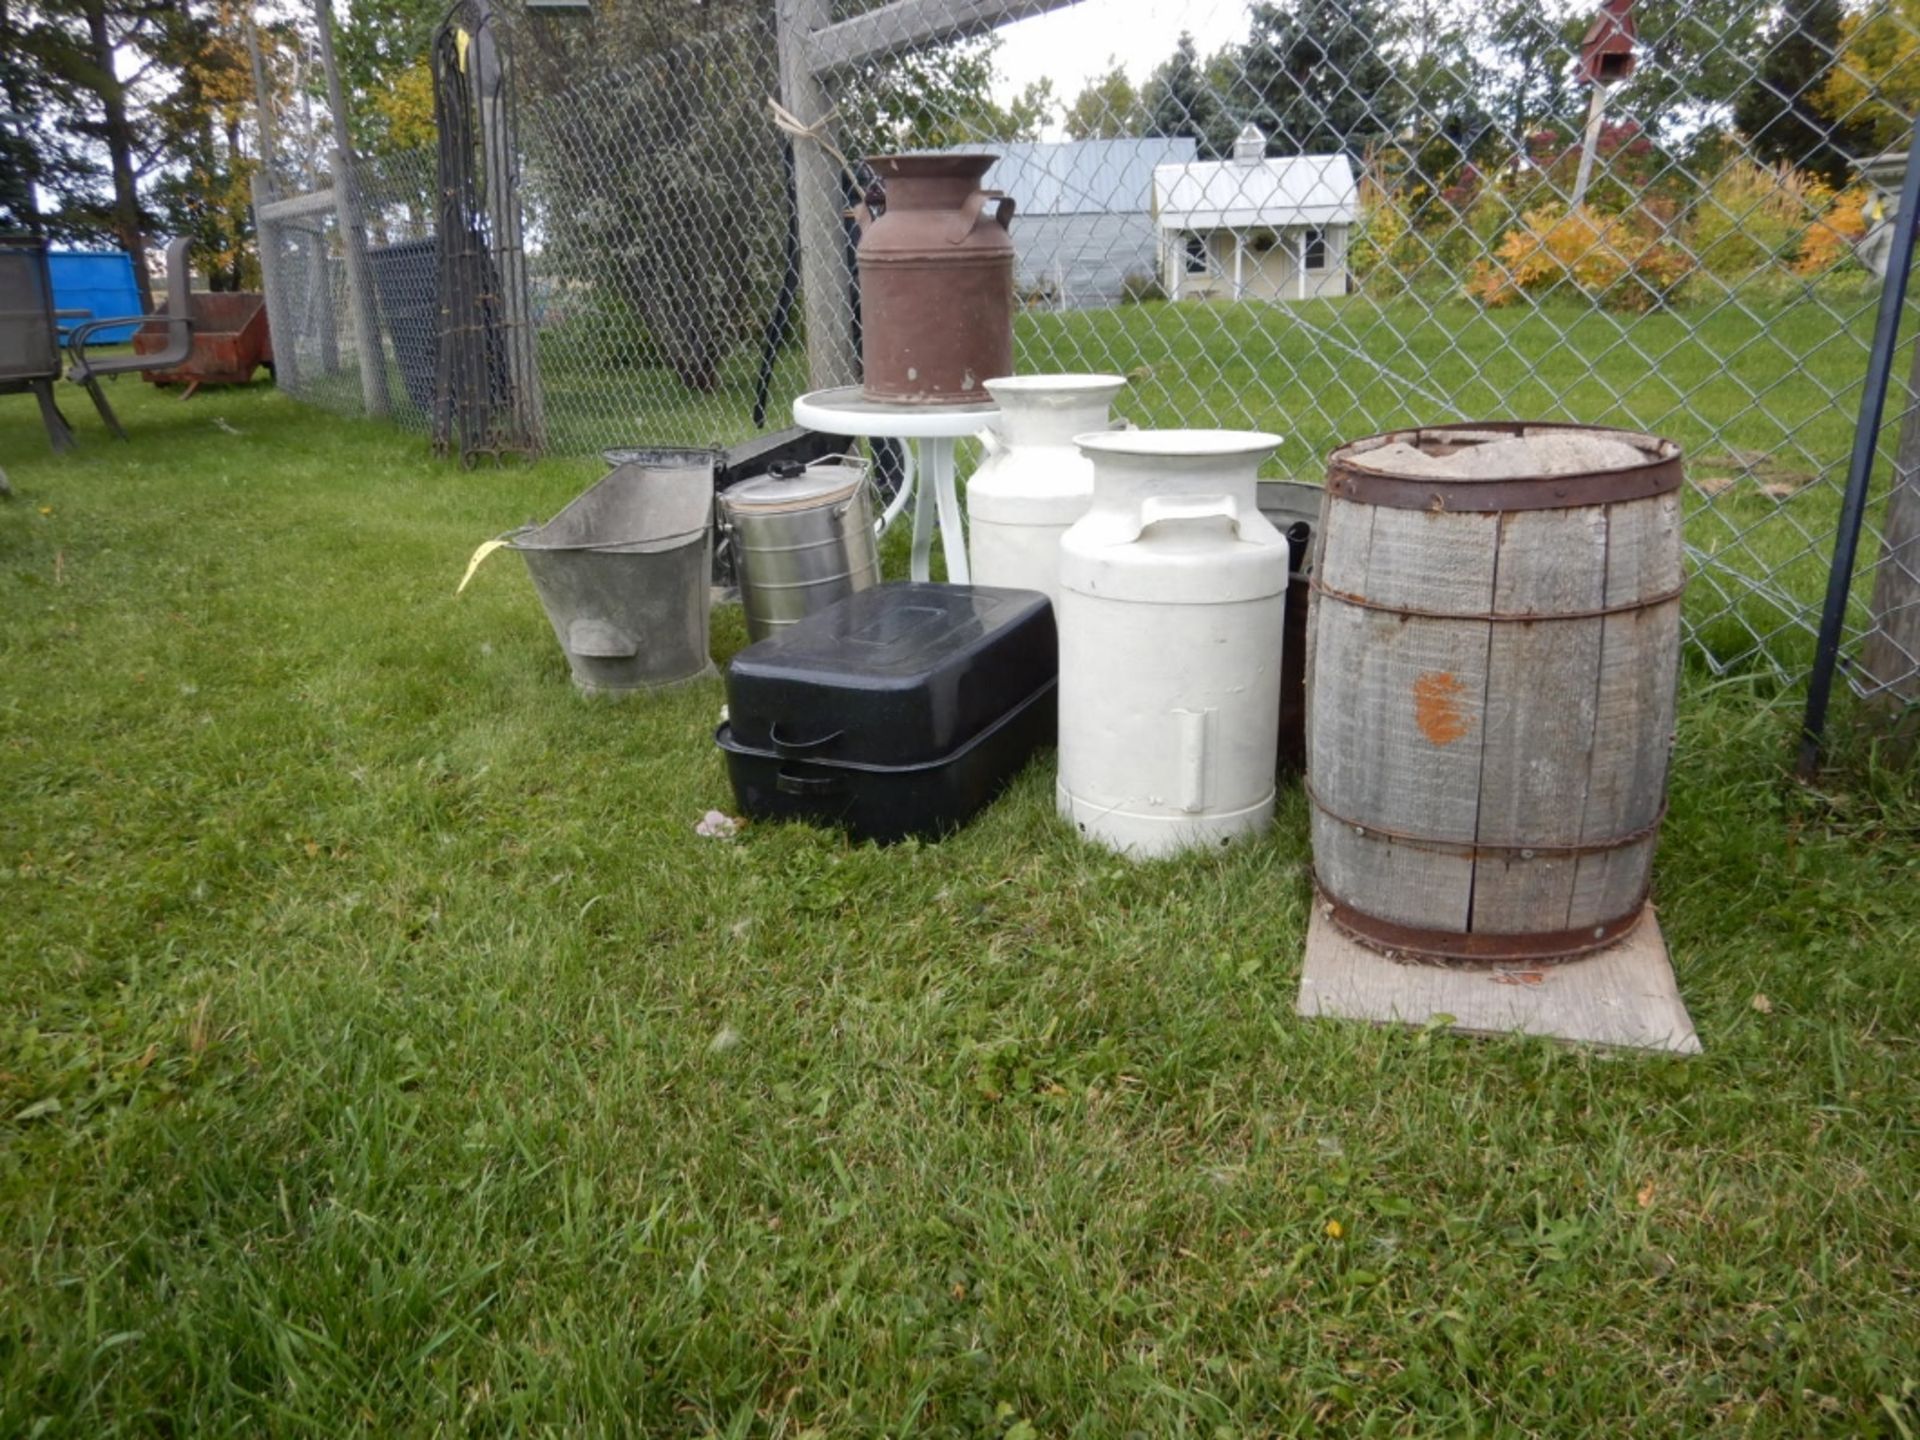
[1413,671,1471,745]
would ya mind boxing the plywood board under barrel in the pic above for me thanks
[1310,501,1496,932]
[1298,904,1700,1054]
[1469,506,1608,933]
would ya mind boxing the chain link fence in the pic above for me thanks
[254,0,1920,713]
[256,148,437,424]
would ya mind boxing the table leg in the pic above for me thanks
[910,439,937,582]
[877,438,916,537]
[927,439,970,583]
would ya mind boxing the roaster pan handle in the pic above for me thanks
[769,722,844,755]
[775,768,842,797]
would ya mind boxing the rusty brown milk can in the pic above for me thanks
[852,154,1015,406]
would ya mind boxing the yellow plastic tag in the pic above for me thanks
[455,27,471,73]
[457,537,509,594]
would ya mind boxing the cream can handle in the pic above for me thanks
[948,189,1016,244]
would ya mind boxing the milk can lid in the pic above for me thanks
[723,459,868,512]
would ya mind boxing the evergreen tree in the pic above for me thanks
[1734,0,1869,184]
[1237,0,1399,153]
[1142,33,1236,159]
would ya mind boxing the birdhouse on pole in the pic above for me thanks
[1578,0,1636,86]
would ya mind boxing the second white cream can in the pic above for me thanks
[967,374,1127,605]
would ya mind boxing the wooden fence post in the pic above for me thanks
[251,178,300,392]
[1860,338,1920,748]
[314,0,391,418]
[774,0,858,394]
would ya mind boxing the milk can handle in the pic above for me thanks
[948,189,1015,243]
[1137,494,1242,536]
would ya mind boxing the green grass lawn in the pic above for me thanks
[3,376,1918,1436]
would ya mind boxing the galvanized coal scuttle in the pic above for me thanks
[508,448,716,695]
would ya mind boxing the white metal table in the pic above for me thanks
[792,386,998,583]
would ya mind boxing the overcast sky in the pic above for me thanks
[990,0,1254,136]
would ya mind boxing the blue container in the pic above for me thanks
[48,250,143,343]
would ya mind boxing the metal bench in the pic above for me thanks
[0,234,76,452]
[64,236,196,441]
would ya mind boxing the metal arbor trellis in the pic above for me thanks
[431,0,543,463]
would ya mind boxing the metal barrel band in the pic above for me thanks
[1306,781,1667,859]
[1309,578,1687,623]
[1314,884,1649,965]
[1327,422,1685,514]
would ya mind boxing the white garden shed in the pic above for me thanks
[1153,125,1359,302]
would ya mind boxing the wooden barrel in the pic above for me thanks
[1306,423,1684,961]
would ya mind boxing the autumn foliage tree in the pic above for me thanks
[149,3,260,289]
[1817,0,1920,152]
[1065,65,1144,141]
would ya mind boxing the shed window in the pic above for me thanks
[1184,233,1209,275]
[1303,228,1328,271]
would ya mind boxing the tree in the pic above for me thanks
[1382,0,1496,180]
[516,0,782,394]
[1482,0,1582,143]
[149,2,259,289]
[994,77,1058,142]
[8,0,171,307]
[1065,63,1144,140]
[2,0,279,298]
[1237,0,1401,153]
[331,0,444,178]
[1142,33,1236,158]
[835,36,1052,153]
[517,7,1038,396]
[1817,0,1920,154]
[1609,0,1763,143]
[0,0,96,235]
[1735,0,1869,185]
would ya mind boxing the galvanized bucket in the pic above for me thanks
[510,448,716,696]
[719,457,880,641]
